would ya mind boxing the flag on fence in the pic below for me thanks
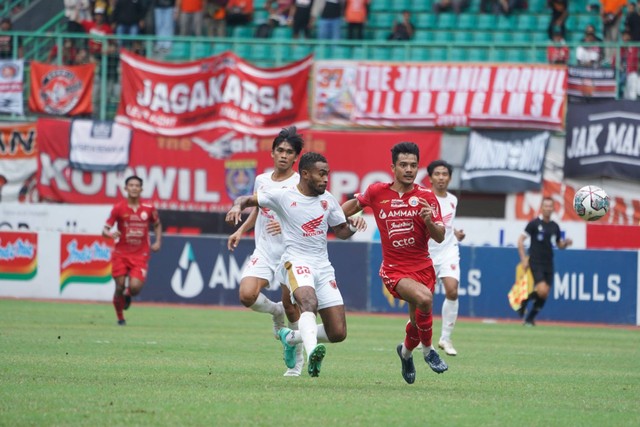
[29,61,94,116]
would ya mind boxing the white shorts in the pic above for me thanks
[276,259,344,310]
[241,249,281,291]
[433,254,461,283]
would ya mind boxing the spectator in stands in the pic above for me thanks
[153,0,175,53]
[600,0,627,62]
[64,0,93,33]
[433,0,470,14]
[576,24,605,66]
[266,0,293,26]
[547,26,569,64]
[619,30,639,99]
[289,0,314,39]
[344,0,368,40]
[47,38,78,65]
[226,0,254,26]
[547,0,568,40]
[624,1,640,41]
[205,0,227,37]
[82,8,115,60]
[312,0,344,40]
[387,10,414,41]
[113,0,148,44]
[0,17,23,59]
[176,0,204,36]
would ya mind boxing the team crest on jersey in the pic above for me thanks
[140,211,148,221]
[39,69,84,115]
[321,200,328,211]
[224,159,257,200]
[408,196,419,207]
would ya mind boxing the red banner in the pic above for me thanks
[115,50,312,136]
[28,62,94,116]
[0,122,38,202]
[313,61,567,131]
[0,231,38,280]
[36,118,441,210]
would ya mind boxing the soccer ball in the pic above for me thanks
[573,186,610,221]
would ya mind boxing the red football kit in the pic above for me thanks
[105,200,159,281]
[357,182,443,297]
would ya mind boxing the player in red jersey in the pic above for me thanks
[103,175,162,326]
[342,142,448,384]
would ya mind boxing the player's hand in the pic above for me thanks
[455,228,466,241]
[348,215,367,232]
[225,206,243,226]
[564,238,573,247]
[228,231,241,251]
[111,231,121,240]
[266,219,281,236]
[521,259,529,271]
[418,198,433,224]
[151,241,161,252]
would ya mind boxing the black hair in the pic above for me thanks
[272,126,304,155]
[125,175,143,186]
[298,152,327,172]
[391,142,420,164]
[427,159,453,176]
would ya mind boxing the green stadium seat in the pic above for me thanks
[457,13,476,30]
[331,46,352,59]
[410,48,430,61]
[532,49,548,64]
[468,48,488,62]
[371,0,391,12]
[449,48,469,62]
[528,0,547,13]
[472,31,493,44]
[436,13,457,30]
[391,48,409,61]
[536,14,551,32]
[427,48,447,62]
[488,49,506,62]
[233,44,252,59]
[193,42,211,58]
[352,46,367,59]
[166,41,188,60]
[412,0,431,10]
[212,42,231,55]
[517,15,537,31]
[511,32,531,44]
[533,32,550,43]
[453,31,473,43]
[271,26,292,39]
[271,44,292,61]
[371,12,395,29]
[492,31,511,43]
[372,48,392,61]
[413,30,431,42]
[433,30,453,43]
[291,44,312,60]
[232,26,253,38]
[476,14,497,31]
[391,0,411,12]
[505,48,527,63]
[416,13,436,29]
[374,29,391,40]
[496,15,516,31]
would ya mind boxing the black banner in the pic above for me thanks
[461,130,549,193]
[565,100,640,180]
[567,66,616,103]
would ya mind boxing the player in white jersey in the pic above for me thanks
[226,152,367,377]
[227,127,304,376]
[427,160,466,356]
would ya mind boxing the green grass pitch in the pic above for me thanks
[1,299,639,426]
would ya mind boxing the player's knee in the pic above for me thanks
[284,304,299,323]
[327,327,347,343]
[416,292,433,312]
[446,287,459,300]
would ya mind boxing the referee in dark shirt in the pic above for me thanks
[517,197,572,326]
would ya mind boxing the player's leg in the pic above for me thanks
[439,275,460,356]
[111,253,128,325]
[525,277,551,326]
[240,255,285,339]
[124,258,149,311]
[281,286,304,377]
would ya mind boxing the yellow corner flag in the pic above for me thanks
[507,261,534,311]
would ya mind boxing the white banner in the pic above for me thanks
[0,202,111,233]
[69,119,131,171]
[0,59,24,115]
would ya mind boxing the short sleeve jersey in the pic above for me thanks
[105,200,159,255]
[253,172,300,264]
[258,186,346,268]
[357,183,443,272]
[428,191,459,263]
[524,217,561,265]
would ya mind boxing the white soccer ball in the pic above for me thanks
[573,185,610,221]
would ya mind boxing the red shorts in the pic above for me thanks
[379,264,436,299]
[111,252,149,282]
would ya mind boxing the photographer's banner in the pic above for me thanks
[37,118,441,210]
[313,61,567,130]
[460,130,549,193]
[0,59,24,115]
[565,100,640,180]
[29,61,94,116]
[0,122,37,203]
[116,49,312,136]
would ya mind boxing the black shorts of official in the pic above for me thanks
[530,263,554,286]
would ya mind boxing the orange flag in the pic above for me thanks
[29,61,94,116]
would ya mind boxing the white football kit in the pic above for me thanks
[258,186,347,310]
[428,192,460,282]
[241,172,299,289]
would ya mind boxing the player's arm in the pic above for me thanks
[454,228,466,242]
[151,220,162,252]
[228,207,259,251]
[517,233,529,269]
[557,232,573,249]
[102,224,120,240]
[332,215,367,240]
[418,198,445,243]
[225,195,260,226]
[341,197,363,217]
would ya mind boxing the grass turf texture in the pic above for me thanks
[1,300,639,426]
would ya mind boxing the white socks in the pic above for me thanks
[298,311,318,358]
[249,293,278,314]
[441,298,459,341]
